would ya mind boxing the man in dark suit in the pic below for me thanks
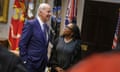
[19,3,51,72]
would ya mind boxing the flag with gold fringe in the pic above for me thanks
[9,0,25,50]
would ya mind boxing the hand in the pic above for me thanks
[55,67,65,72]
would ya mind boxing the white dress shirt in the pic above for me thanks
[37,16,48,41]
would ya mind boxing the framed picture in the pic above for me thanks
[0,0,9,23]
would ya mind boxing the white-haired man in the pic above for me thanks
[19,3,51,72]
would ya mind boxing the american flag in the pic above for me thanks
[65,0,77,25]
[112,10,120,49]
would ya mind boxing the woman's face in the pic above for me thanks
[63,23,73,36]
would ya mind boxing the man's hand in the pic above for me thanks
[55,67,65,72]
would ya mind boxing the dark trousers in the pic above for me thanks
[26,60,47,72]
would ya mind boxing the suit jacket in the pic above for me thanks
[19,18,49,69]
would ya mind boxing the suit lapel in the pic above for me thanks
[35,19,46,42]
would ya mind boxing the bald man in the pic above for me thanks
[19,3,51,72]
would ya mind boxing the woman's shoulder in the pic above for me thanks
[56,36,64,41]
[75,39,81,43]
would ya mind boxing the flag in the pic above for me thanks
[65,0,77,25]
[112,9,120,49]
[9,0,25,50]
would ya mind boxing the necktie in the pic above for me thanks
[43,24,47,41]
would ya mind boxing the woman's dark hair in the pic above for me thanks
[72,23,81,40]
[61,23,81,40]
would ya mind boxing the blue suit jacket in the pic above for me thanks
[19,18,49,69]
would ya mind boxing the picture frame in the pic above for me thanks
[0,0,9,23]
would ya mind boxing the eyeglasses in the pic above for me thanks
[65,26,73,30]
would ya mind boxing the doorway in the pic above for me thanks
[81,0,120,57]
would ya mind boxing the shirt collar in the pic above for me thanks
[37,16,44,25]
[37,16,44,30]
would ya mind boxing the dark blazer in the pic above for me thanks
[49,36,81,72]
[19,18,49,71]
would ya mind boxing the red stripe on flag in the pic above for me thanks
[112,34,118,49]
[112,10,120,49]
[65,0,77,25]
[9,0,25,50]
[69,0,74,20]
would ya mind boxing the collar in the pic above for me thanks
[37,16,44,30]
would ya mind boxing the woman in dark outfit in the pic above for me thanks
[49,23,81,72]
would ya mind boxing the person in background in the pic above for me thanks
[19,3,51,72]
[49,23,81,72]
[0,44,27,72]
[67,51,120,72]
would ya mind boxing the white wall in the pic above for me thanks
[0,0,14,39]
[77,0,85,32]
